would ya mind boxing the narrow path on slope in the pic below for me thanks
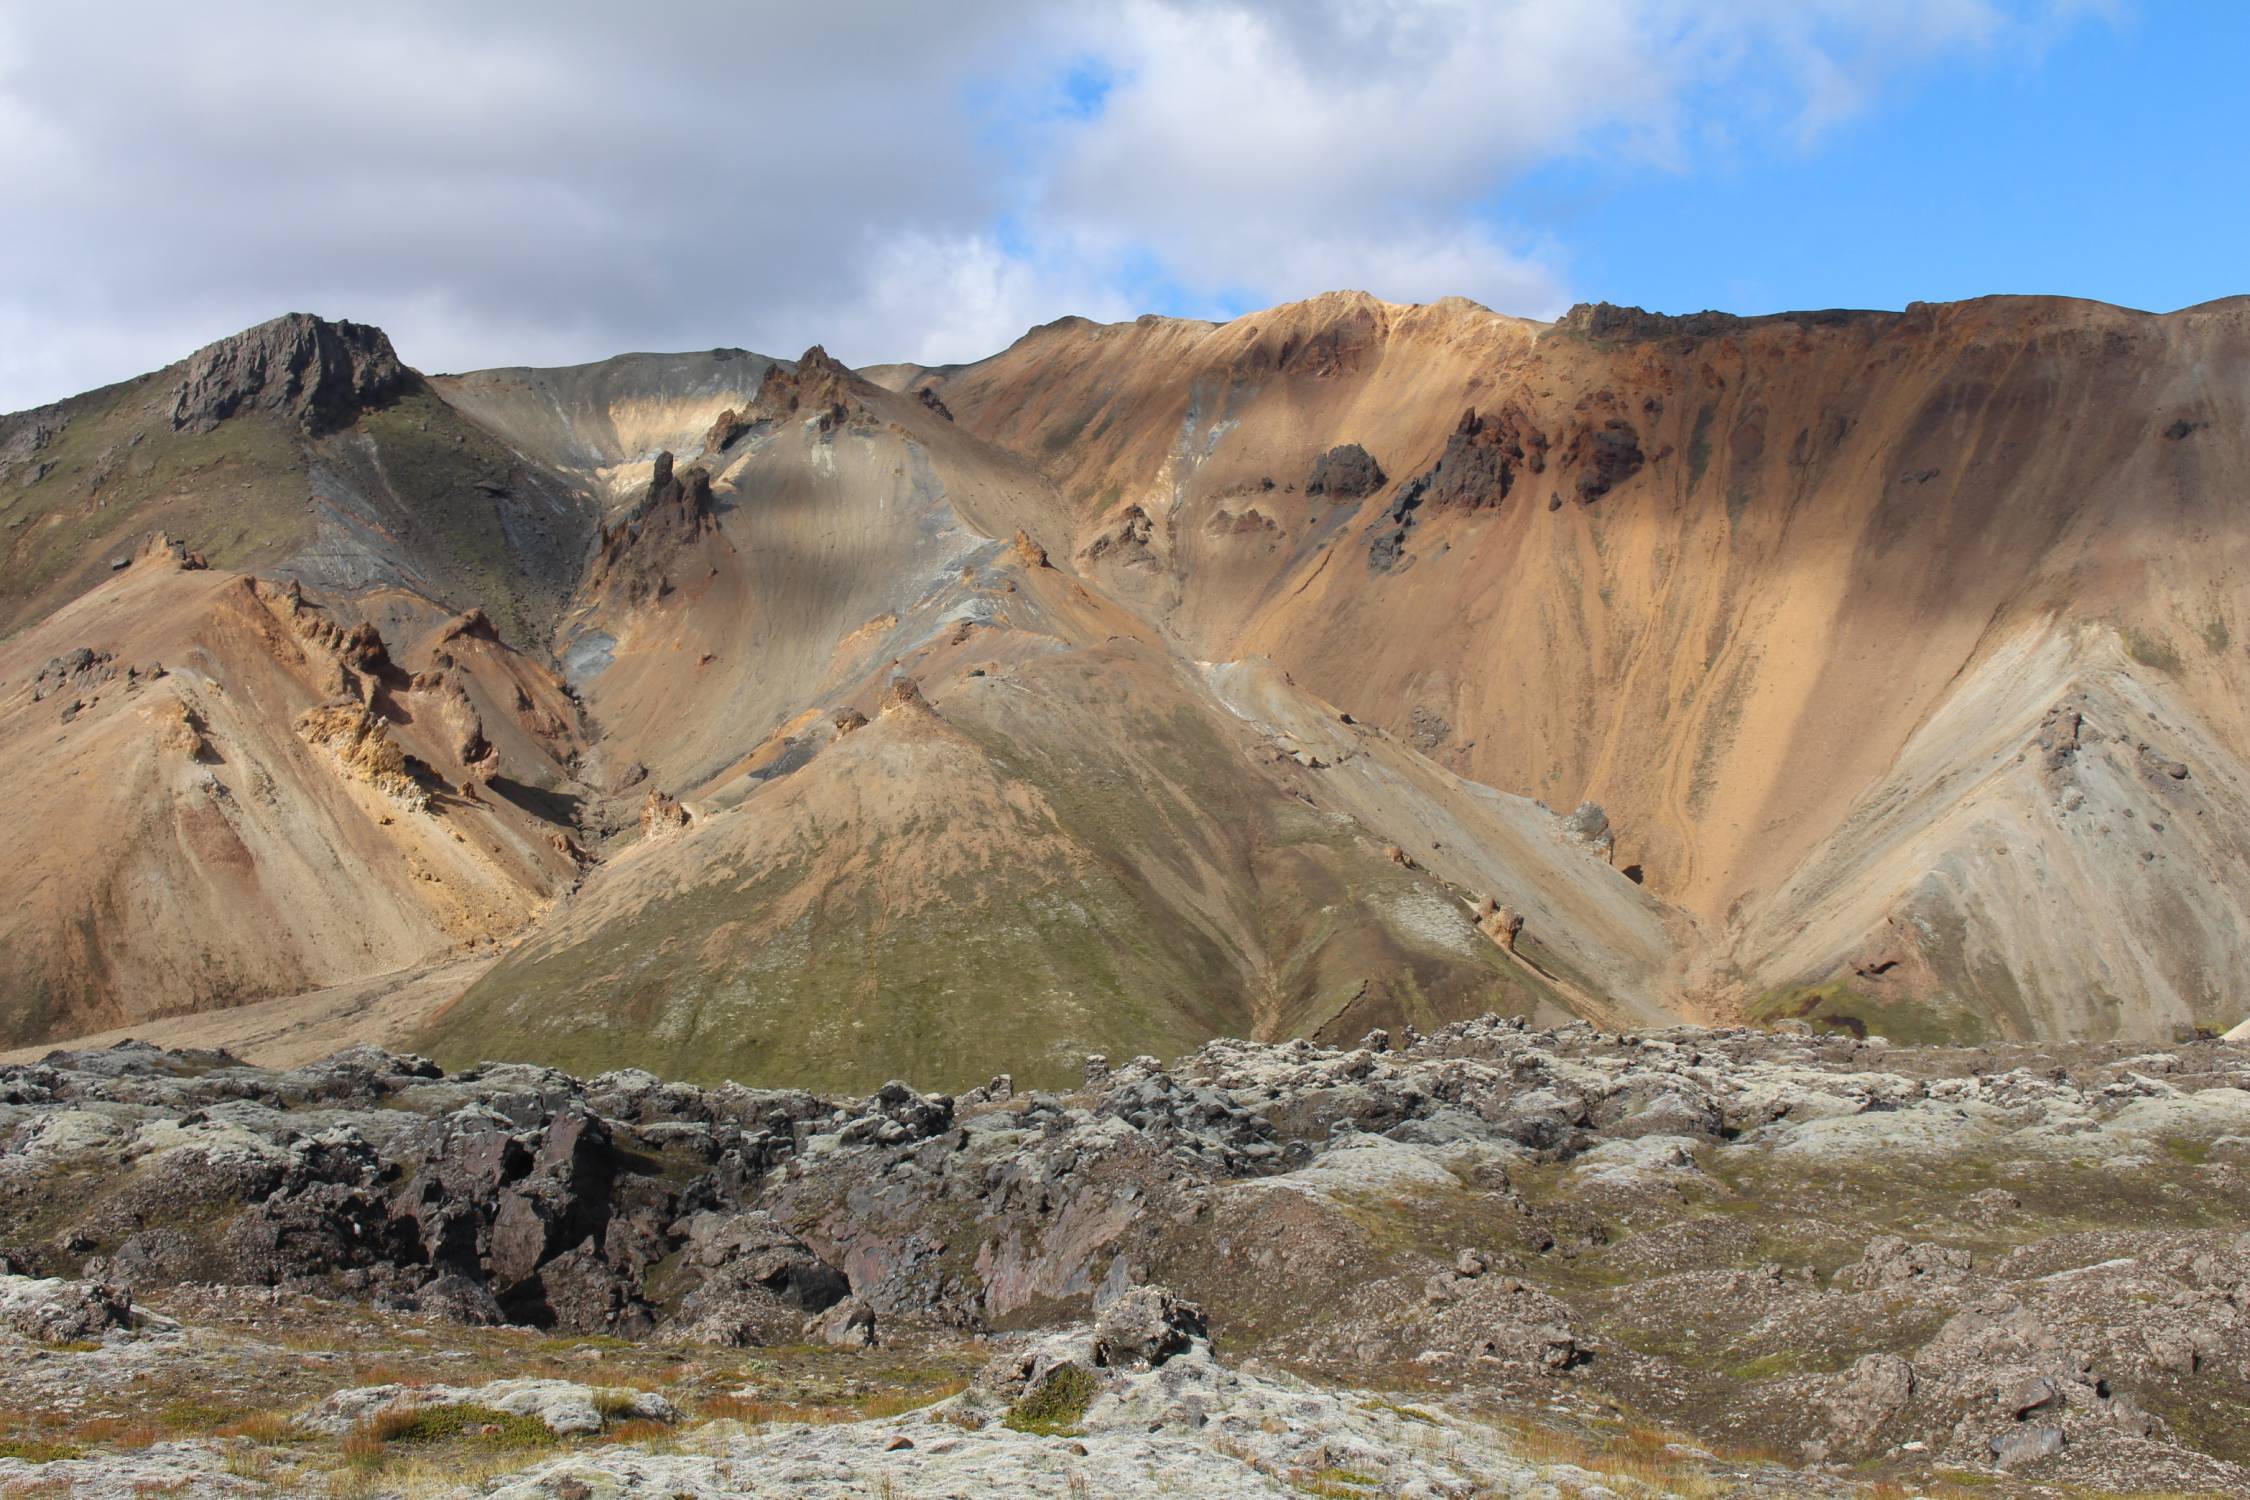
[0,954,498,1067]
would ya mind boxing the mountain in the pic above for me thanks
[892,291,2250,1042]
[2,291,2245,1084]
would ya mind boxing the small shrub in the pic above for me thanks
[692,1394,849,1426]
[215,1411,303,1444]
[158,1399,241,1435]
[858,1379,967,1419]
[2125,626,2184,673]
[1360,1399,1438,1426]
[0,1438,82,1463]
[1001,1364,1098,1437]
[362,1403,554,1450]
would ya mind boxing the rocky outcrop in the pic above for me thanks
[1305,442,1386,500]
[297,702,424,809]
[1084,504,1157,565]
[756,345,861,431]
[155,700,213,760]
[1368,405,1547,569]
[639,789,691,838]
[0,1274,136,1343]
[1419,406,1548,511]
[168,314,408,436]
[1554,302,1753,343]
[1833,1235,1974,1293]
[269,581,402,691]
[1480,901,1524,953]
[29,647,117,703]
[1553,300,1890,344]
[1560,405,1645,504]
[590,450,723,606]
[436,608,501,647]
[702,407,751,455]
[881,677,931,715]
[0,410,62,489]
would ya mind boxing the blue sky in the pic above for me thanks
[0,1,2242,410]
[1514,6,2250,315]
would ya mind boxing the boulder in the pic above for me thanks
[809,1295,877,1349]
[1093,1285,1207,1369]
[664,1212,848,1347]
[1990,1425,2064,1469]
[1833,1236,1973,1292]
[1826,1353,1914,1443]
[411,1271,504,1326]
[0,1274,135,1342]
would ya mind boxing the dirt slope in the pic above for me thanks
[0,544,590,1043]
[916,292,2250,1036]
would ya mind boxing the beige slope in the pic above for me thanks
[1729,622,2250,1038]
[432,349,781,502]
[444,348,1091,792]
[1198,657,1679,1025]
[411,332,1718,1086]
[0,549,585,1044]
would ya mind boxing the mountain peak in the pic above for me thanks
[169,312,410,436]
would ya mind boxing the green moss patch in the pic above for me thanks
[368,1402,557,1450]
[1001,1364,1099,1436]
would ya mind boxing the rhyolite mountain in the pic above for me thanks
[2,291,2245,1087]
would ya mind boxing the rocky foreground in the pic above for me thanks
[1,1020,2247,1497]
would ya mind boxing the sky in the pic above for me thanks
[1,0,2242,412]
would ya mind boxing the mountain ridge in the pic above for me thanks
[2,287,2245,1082]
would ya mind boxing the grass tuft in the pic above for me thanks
[1002,1363,1099,1437]
[362,1402,555,1450]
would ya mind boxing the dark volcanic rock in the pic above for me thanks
[169,314,409,436]
[1305,443,1386,500]
[1564,418,1645,504]
[589,450,723,605]
[1554,301,1888,343]
[1367,406,1547,570]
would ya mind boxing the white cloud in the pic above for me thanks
[0,0,2101,410]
